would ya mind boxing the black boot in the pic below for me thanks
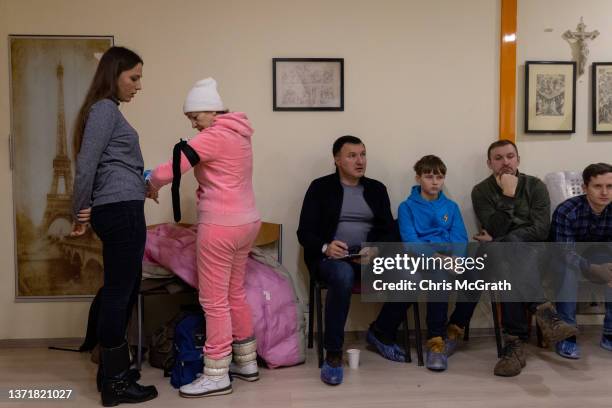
[97,364,141,392]
[100,342,158,407]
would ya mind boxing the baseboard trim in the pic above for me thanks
[0,337,83,348]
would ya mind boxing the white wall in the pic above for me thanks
[0,0,557,340]
[517,0,612,176]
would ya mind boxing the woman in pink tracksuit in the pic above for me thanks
[148,78,261,398]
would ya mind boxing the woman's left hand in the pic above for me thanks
[77,207,91,223]
[145,181,159,203]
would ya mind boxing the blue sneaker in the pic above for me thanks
[426,337,448,371]
[446,324,464,357]
[600,335,612,352]
[320,361,343,385]
[445,339,458,357]
[366,329,407,362]
[555,339,581,359]
[426,350,448,371]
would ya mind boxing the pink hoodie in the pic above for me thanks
[150,112,260,226]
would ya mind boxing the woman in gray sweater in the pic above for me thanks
[71,46,157,407]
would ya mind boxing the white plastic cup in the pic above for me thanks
[346,348,360,369]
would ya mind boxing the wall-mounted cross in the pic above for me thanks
[562,17,599,77]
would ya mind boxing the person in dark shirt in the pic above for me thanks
[297,135,410,386]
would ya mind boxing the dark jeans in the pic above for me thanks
[370,295,477,342]
[422,273,480,339]
[556,248,612,335]
[422,268,473,339]
[91,200,146,348]
[373,267,481,341]
[318,259,360,353]
[371,302,410,343]
[448,241,546,339]
[373,292,531,340]
[448,296,536,340]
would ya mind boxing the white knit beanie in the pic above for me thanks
[183,77,225,113]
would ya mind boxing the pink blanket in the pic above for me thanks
[144,224,198,287]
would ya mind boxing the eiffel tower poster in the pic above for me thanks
[10,36,113,299]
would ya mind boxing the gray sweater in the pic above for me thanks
[72,99,145,219]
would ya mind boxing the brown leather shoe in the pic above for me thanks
[535,302,578,343]
[494,336,526,377]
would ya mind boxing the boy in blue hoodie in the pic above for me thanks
[397,155,470,371]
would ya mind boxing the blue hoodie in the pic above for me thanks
[398,186,467,254]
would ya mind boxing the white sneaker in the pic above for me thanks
[179,373,232,398]
[229,360,259,382]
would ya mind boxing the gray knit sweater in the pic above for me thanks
[72,99,145,219]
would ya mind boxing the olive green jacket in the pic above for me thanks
[471,173,550,242]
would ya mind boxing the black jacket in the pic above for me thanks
[297,172,398,276]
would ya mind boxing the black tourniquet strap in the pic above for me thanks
[171,140,200,222]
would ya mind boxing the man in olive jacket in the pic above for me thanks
[460,140,577,377]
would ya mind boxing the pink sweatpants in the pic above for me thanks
[197,220,261,360]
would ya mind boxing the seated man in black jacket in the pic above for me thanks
[297,135,409,386]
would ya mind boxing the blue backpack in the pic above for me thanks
[170,312,206,388]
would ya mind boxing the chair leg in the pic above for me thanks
[412,303,424,366]
[315,283,324,368]
[308,279,314,349]
[491,300,503,358]
[402,313,412,363]
[536,319,545,348]
[463,322,470,341]
[526,309,533,341]
[137,293,143,371]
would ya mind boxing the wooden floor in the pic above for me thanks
[1,330,611,408]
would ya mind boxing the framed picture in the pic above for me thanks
[592,62,612,134]
[273,58,344,111]
[525,61,576,133]
[9,35,113,300]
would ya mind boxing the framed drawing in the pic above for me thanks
[9,35,113,300]
[592,62,612,134]
[273,58,344,111]
[525,61,576,133]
